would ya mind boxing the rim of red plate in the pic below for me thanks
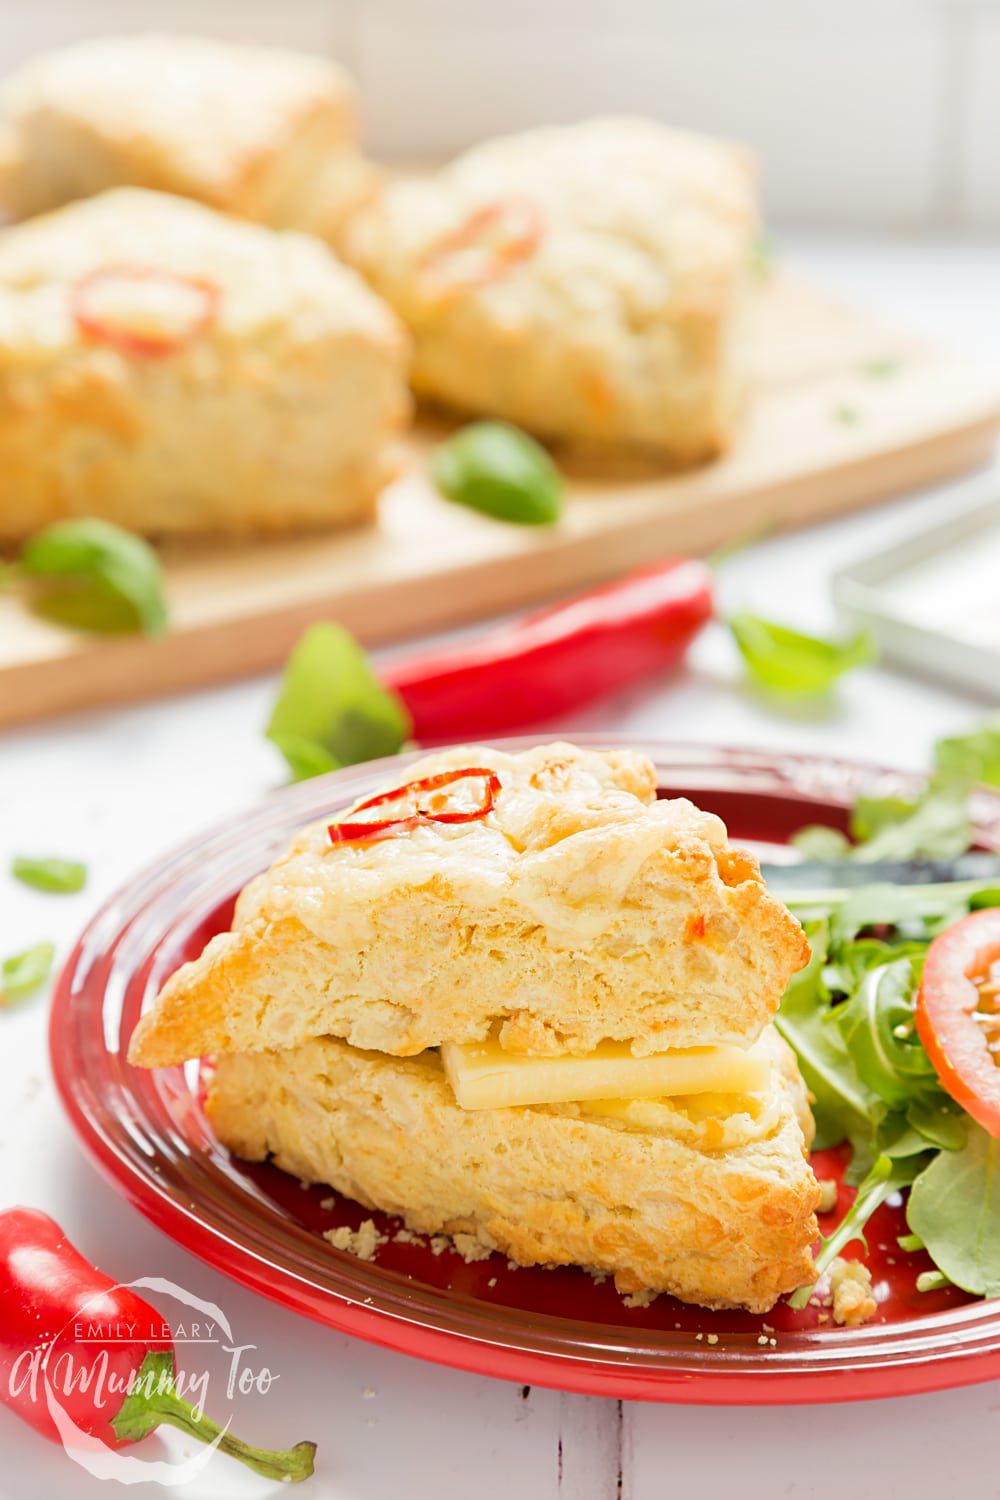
[48,738,1000,1405]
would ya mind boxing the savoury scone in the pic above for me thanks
[128,741,809,1066]
[0,34,377,246]
[0,187,411,540]
[208,1024,819,1312]
[344,116,757,460]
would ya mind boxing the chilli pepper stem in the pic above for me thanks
[111,1351,316,1483]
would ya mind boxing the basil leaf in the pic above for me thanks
[11,856,87,894]
[20,519,168,636]
[1,941,55,1003]
[935,715,1000,789]
[431,422,563,526]
[728,614,875,696]
[833,957,938,1111]
[906,1126,1000,1296]
[266,623,411,784]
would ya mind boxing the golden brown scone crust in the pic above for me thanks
[344,117,756,459]
[129,742,810,1067]
[0,187,411,540]
[207,1025,819,1313]
[0,34,377,245]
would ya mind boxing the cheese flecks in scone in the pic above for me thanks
[127,742,810,1068]
[344,117,757,459]
[207,1026,820,1314]
[0,188,411,541]
[0,34,378,245]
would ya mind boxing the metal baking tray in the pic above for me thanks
[833,498,1000,698]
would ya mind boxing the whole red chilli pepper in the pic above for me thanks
[382,556,714,740]
[0,1208,315,1481]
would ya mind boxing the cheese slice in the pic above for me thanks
[441,1033,771,1111]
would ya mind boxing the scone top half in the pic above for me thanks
[129,742,809,1069]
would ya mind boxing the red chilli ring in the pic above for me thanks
[328,767,502,846]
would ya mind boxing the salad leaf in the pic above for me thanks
[790,825,852,861]
[849,780,971,863]
[20,518,168,636]
[266,622,411,783]
[874,1111,934,1161]
[820,880,988,948]
[1,941,55,1003]
[431,422,563,526]
[11,855,87,894]
[789,1154,928,1309]
[728,614,875,696]
[934,715,1000,789]
[774,922,878,1161]
[832,957,938,1111]
[906,1126,1000,1296]
[905,1093,968,1152]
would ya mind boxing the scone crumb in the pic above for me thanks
[319,1197,336,1211]
[430,1236,451,1257]
[391,1228,421,1245]
[487,1277,498,1288]
[621,1288,658,1310]
[706,1334,719,1345]
[757,1334,769,1346]
[829,1258,877,1327]
[323,1219,387,1262]
[588,1270,609,1286]
[816,1179,839,1214]
[452,1232,494,1263]
[362,1388,376,1399]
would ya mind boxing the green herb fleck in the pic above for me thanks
[1,942,56,1004]
[860,356,902,380]
[431,422,563,526]
[728,613,875,696]
[11,856,87,894]
[20,518,168,636]
[749,231,776,280]
[266,622,411,784]
[834,403,862,426]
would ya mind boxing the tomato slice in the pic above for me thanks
[915,907,1000,1138]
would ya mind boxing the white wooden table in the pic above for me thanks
[1,237,998,1500]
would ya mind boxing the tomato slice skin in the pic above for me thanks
[915,907,1000,1139]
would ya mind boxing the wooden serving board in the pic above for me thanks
[2,273,1000,729]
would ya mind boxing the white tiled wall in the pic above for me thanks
[959,8,1000,226]
[0,0,998,230]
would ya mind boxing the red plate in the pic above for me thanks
[49,740,1000,1404]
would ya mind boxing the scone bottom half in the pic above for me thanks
[128,742,820,1312]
